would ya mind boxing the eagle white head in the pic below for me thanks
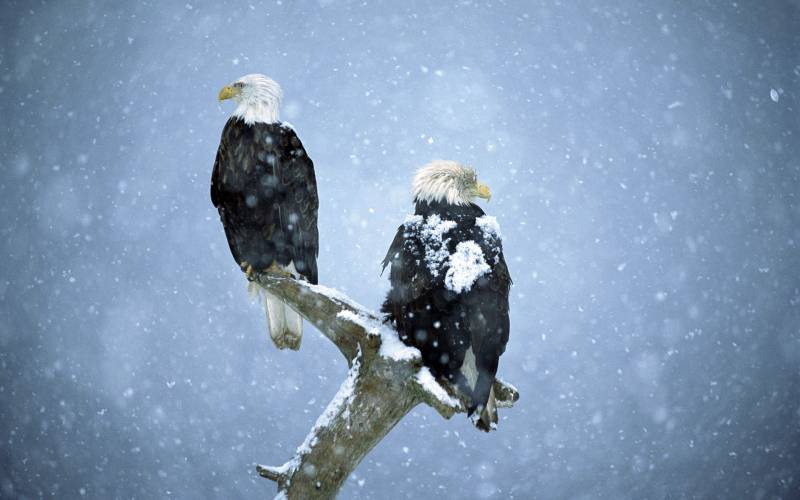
[218,74,282,125]
[412,160,492,206]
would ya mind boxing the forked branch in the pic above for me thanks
[251,272,519,499]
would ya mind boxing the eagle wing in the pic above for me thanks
[278,127,319,284]
[210,130,226,209]
[457,220,510,428]
[210,119,248,266]
[381,223,432,305]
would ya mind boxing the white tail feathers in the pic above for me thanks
[470,385,498,432]
[265,293,303,350]
[479,385,498,431]
[246,262,303,350]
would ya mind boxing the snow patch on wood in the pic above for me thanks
[306,282,371,312]
[286,348,362,473]
[415,367,460,408]
[336,310,420,362]
[496,377,517,393]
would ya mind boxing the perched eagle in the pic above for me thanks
[382,160,511,431]
[211,74,319,350]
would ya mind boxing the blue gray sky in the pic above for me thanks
[1,1,799,498]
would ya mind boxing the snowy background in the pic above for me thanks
[2,1,799,498]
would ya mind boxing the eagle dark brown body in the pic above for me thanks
[211,118,319,285]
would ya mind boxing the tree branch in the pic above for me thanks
[249,272,519,499]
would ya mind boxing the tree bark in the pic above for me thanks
[250,272,519,499]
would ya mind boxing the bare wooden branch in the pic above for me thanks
[256,464,287,483]
[254,273,379,362]
[249,271,519,499]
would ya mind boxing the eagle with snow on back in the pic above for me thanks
[382,160,512,431]
[211,74,319,350]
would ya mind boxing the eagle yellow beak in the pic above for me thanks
[218,84,240,101]
[476,182,492,201]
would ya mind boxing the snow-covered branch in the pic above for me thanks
[250,272,519,499]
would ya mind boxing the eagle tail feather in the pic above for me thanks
[265,294,302,350]
[478,385,498,431]
[469,383,498,432]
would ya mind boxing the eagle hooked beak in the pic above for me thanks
[218,84,241,102]
[475,182,492,201]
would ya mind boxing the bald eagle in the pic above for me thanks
[382,160,511,431]
[211,74,318,350]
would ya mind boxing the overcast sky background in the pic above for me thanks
[1,1,799,498]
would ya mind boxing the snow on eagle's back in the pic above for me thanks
[404,213,457,277]
[475,214,502,263]
[444,241,490,293]
[475,215,501,239]
[402,212,500,293]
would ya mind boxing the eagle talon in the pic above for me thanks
[265,262,293,278]
[240,262,255,280]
